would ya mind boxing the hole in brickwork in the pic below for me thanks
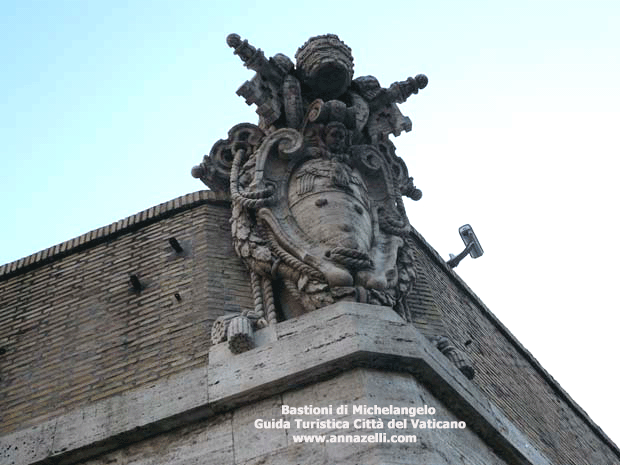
[129,274,143,292]
[169,237,183,253]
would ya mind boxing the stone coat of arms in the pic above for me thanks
[192,34,474,379]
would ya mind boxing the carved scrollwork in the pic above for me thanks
[192,123,265,191]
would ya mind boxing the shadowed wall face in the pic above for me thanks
[0,201,252,435]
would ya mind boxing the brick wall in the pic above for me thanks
[1,190,618,464]
[0,192,252,435]
[407,230,619,465]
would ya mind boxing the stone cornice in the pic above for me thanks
[0,303,554,465]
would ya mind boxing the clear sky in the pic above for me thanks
[2,0,619,448]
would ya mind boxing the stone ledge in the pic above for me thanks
[0,302,552,465]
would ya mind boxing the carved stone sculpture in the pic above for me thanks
[193,33,474,378]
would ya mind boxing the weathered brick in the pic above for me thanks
[0,198,252,437]
[1,193,616,465]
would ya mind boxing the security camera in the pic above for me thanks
[447,224,483,268]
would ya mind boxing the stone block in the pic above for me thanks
[0,419,56,465]
[233,396,287,463]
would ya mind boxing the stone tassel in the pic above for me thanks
[227,315,254,354]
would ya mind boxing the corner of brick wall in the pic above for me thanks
[0,194,252,434]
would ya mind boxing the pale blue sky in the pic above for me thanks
[2,0,619,447]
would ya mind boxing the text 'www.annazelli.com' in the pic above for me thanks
[291,433,417,443]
